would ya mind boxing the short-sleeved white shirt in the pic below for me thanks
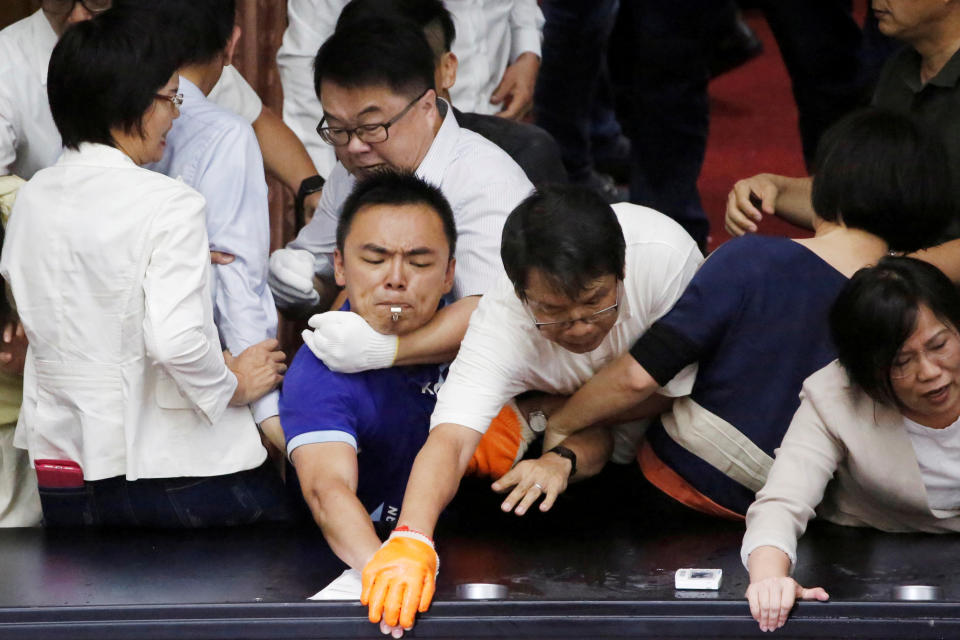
[430,202,703,434]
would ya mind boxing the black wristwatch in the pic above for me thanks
[546,445,577,479]
[294,174,326,231]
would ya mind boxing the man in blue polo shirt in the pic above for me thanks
[280,171,529,573]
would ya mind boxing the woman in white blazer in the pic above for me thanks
[742,257,960,631]
[0,6,288,527]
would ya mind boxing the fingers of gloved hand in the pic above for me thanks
[419,571,435,613]
[269,249,316,294]
[364,572,389,624]
[381,578,406,628]
[399,577,423,629]
[301,329,330,361]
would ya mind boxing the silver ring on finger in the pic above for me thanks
[533,482,544,491]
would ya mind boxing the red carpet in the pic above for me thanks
[700,10,812,252]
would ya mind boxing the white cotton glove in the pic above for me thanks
[302,311,398,373]
[268,248,320,309]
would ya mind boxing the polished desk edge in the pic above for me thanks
[2,599,960,639]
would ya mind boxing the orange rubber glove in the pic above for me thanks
[361,529,439,628]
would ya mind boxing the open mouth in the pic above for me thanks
[925,384,950,403]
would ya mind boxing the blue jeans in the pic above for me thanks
[39,461,296,528]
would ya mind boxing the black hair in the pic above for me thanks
[136,0,235,67]
[314,18,435,101]
[336,171,457,259]
[501,185,625,302]
[812,108,954,253]
[336,0,455,58]
[830,257,960,406]
[48,6,181,149]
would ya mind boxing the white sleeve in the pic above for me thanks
[196,124,279,423]
[142,188,237,425]
[208,65,263,124]
[430,282,533,433]
[276,0,344,178]
[508,0,544,61]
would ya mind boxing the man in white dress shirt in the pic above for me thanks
[277,0,543,178]
[270,19,532,372]
[146,0,283,446]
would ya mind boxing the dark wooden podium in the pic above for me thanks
[2,466,959,639]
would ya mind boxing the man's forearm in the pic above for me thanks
[252,105,320,193]
[769,175,815,230]
[559,424,613,481]
[394,296,480,366]
[306,483,383,571]
[549,353,659,439]
[397,424,483,537]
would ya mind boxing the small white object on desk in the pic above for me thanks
[309,568,362,600]
[674,568,722,590]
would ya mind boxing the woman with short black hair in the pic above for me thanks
[744,257,960,631]
[0,6,289,527]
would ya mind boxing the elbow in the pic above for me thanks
[620,355,657,397]
[146,325,217,370]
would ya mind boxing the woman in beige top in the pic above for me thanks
[743,257,960,631]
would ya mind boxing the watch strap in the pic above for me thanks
[294,174,325,231]
[547,445,577,479]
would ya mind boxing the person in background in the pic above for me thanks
[1,6,287,527]
[0,0,323,214]
[744,258,960,631]
[725,0,960,259]
[145,0,283,450]
[334,0,566,188]
[277,0,543,178]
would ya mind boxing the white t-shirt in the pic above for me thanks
[430,202,703,434]
[905,416,960,512]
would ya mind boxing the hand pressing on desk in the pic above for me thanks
[746,545,829,632]
[362,527,439,635]
[492,450,571,515]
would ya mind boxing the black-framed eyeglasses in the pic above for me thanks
[529,281,622,333]
[42,0,112,15]
[154,93,184,108]
[316,88,429,146]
